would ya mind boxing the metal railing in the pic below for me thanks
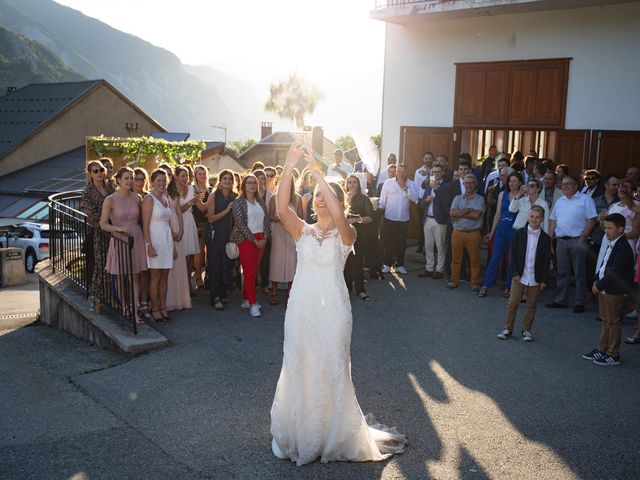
[49,191,138,334]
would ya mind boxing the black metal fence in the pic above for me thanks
[49,191,138,334]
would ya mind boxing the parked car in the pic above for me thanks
[0,222,50,273]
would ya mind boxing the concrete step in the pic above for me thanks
[37,264,168,356]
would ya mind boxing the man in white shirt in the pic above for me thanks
[378,164,416,274]
[376,153,398,188]
[546,175,598,313]
[413,151,434,253]
[326,149,353,179]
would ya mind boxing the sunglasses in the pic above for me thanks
[92,168,105,174]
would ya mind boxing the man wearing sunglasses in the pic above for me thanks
[581,169,604,198]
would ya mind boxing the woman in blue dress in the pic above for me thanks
[478,172,523,298]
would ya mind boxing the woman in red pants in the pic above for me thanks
[230,174,271,317]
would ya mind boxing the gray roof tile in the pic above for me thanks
[0,80,102,158]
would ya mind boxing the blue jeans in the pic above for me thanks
[483,224,515,288]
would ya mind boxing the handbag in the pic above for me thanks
[225,241,239,259]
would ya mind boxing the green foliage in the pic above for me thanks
[264,72,324,128]
[335,135,356,152]
[225,139,257,157]
[88,136,206,166]
[370,134,382,149]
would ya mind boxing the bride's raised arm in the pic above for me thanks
[303,151,356,246]
[278,144,306,240]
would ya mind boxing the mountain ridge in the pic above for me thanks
[0,0,266,140]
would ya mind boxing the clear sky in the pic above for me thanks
[55,0,387,141]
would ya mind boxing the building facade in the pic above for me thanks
[373,0,640,177]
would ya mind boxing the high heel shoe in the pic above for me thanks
[151,310,165,323]
[161,309,171,321]
[139,301,151,319]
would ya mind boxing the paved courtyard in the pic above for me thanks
[1,260,639,479]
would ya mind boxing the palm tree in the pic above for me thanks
[264,72,324,128]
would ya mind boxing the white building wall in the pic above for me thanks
[380,2,640,158]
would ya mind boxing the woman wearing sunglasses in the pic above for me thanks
[508,178,550,233]
[81,160,115,308]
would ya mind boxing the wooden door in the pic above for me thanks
[590,130,640,176]
[399,126,458,178]
[555,130,590,176]
[398,126,458,239]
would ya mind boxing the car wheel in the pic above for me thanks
[25,250,37,273]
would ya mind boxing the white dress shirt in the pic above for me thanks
[520,226,541,286]
[550,192,597,237]
[326,162,353,178]
[413,167,430,202]
[376,167,390,188]
[378,178,416,222]
[597,235,622,292]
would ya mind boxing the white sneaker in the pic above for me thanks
[625,310,639,319]
[240,299,250,309]
[249,304,261,317]
[521,331,533,342]
[381,265,391,274]
[497,329,511,340]
[395,266,408,275]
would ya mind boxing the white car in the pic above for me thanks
[0,222,50,273]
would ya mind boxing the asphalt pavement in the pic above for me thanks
[1,261,639,479]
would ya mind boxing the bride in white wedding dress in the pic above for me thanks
[270,144,407,466]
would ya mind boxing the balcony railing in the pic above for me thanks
[374,0,438,10]
[49,191,138,334]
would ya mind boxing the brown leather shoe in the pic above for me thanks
[418,270,433,278]
[432,272,444,279]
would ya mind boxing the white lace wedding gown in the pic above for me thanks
[270,223,407,466]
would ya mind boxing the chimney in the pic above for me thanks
[261,122,272,140]
[312,126,323,158]
[6,86,17,94]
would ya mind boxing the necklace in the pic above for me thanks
[152,191,168,208]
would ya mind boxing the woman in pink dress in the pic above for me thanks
[100,167,148,324]
[166,166,191,312]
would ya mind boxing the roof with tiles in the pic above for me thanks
[0,80,103,159]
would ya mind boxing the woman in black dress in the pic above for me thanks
[205,169,237,310]
[344,175,375,300]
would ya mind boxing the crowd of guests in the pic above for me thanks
[396,148,639,366]
[80,151,640,366]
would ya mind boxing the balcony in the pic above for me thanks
[371,0,635,24]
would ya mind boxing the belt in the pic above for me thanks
[426,215,435,218]
[558,236,579,240]
[455,228,481,233]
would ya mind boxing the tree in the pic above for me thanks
[264,72,324,128]
[335,135,356,152]
[370,134,381,149]
[226,139,256,157]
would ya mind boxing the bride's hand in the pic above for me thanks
[304,150,320,172]
[285,143,304,169]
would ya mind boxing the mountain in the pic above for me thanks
[0,0,260,140]
[0,25,84,88]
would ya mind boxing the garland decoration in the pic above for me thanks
[88,135,206,166]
